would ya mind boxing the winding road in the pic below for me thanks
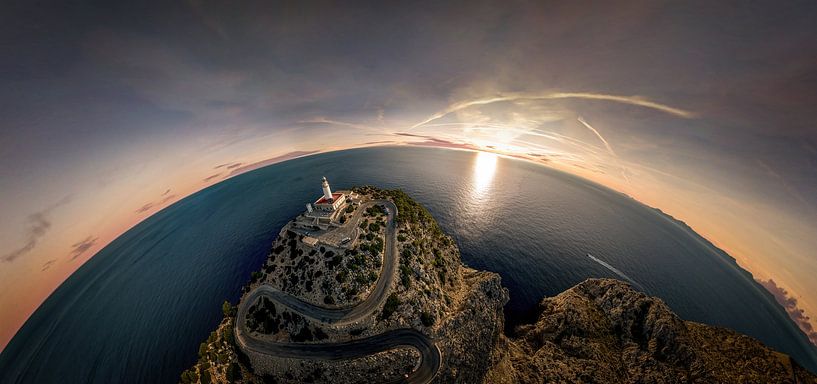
[234,199,441,384]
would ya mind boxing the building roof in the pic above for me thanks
[315,192,344,205]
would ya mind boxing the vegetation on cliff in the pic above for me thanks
[485,279,817,384]
[181,188,816,384]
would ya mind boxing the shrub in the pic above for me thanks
[400,265,412,288]
[226,363,240,382]
[371,240,384,255]
[379,293,401,320]
[336,270,347,283]
[201,369,212,384]
[355,274,368,285]
[180,369,198,384]
[420,311,436,327]
[222,300,234,317]
[222,326,235,346]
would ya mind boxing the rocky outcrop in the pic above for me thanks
[432,269,508,383]
[485,278,817,384]
[181,187,509,384]
[181,187,817,384]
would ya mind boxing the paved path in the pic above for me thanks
[235,199,441,383]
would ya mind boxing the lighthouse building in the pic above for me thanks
[313,176,347,212]
[298,176,353,230]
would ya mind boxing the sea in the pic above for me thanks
[1,146,816,383]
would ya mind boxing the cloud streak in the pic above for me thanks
[1,196,71,262]
[135,203,155,213]
[411,91,695,129]
[135,191,177,214]
[203,173,222,182]
[227,150,320,176]
[297,117,384,134]
[578,116,630,183]
[418,122,606,155]
[214,162,243,170]
[578,116,617,157]
[68,236,99,261]
[40,259,57,272]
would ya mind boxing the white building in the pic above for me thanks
[313,176,347,212]
[298,176,352,230]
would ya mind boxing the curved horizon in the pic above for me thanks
[2,0,817,357]
[1,144,815,354]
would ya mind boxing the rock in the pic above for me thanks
[486,278,817,384]
[181,187,817,384]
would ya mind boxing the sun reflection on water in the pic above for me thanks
[472,151,498,196]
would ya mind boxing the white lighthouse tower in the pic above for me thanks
[299,175,352,230]
[321,176,333,202]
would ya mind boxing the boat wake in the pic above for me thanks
[587,253,645,291]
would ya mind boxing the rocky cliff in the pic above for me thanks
[485,278,817,384]
[181,188,816,384]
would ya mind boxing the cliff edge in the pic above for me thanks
[180,187,816,384]
[485,278,817,384]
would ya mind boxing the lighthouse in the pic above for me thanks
[321,176,333,202]
[300,175,353,230]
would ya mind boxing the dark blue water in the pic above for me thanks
[2,146,816,383]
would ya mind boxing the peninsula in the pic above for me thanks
[180,179,817,383]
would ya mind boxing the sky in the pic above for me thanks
[2,0,817,350]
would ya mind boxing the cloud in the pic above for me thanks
[203,173,222,182]
[227,150,320,176]
[411,91,695,129]
[135,202,155,213]
[394,132,480,151]
[417,122,606,155]
[1,213,50,262]
[135,191,178,214]
[578,116,629,183]
[577,116,617,157]
[214,162,243,170]
[758,278,817,345]
[68,236,99,261]
[756,160,813,212]
[363,140,396,145]
[1,196,71,262]
[549,92,696,118]
[297,117,383,134]
[40,259,57,272]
